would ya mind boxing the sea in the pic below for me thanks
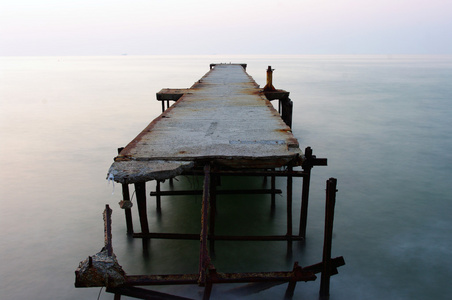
[1,55,451,300]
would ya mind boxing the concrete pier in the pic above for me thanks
[77,63,345,300]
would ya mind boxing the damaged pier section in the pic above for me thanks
[75,64,344,299]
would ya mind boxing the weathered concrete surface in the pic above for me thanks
[108,160,194,184]
[75,249,126,288]
[109,64,302,183]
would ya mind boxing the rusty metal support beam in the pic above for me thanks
[271,168,276,210]
[155,180,161,212]
[150,188,282,197]
[198,164,211,286]
[116,257,344,288]
[135,182,149,235]
[286,166,293,249]
[121,183,134,234]
[118,148,134,234]
[183,169,309,177]
[209,170,218,255]
[103,204,113,256]
[124,267,316,287]
[284,262,302,298]
[299,147,312,239]
[304,256,345,275]
[320,178,338,298]
[107,286,194,300]
[299,146,328,238]
[281,95,293,128]
[133,232,305,241]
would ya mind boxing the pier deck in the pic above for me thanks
[109,64,301,183]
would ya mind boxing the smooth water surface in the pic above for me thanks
[1,55,451,299]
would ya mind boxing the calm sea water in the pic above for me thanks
[1,55,451,300]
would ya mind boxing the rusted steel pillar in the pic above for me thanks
[209,170,218,255]
[103,204,113,256]
[203,267,214,300]
[281,95,293,128]
[121,183,134,234]
[284,262,302,298]
[199,164,211,286]
[263,66,275,91]
[161,101,165,112]
[286,166,293,247]
[320,178,338,298]
[134,182,149,234]
[271,168,276,211]
[299,147,313,239]
[118,148,133,235]
[156,180,162,212]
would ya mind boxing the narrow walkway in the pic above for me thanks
[109,64,301,184]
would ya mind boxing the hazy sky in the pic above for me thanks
[1,0,451,55]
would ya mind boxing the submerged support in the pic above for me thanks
[199,164,211,286]
[299,147,328,238]
[118,148,133,234]
[281,95,293,128]
[271,168,276,211]
[108,287,194,300]
[286,166,293,249]
[156,180,162,212]
[103,204,113,256]
[299,147,313,239]
[320,178,338,298]
[134,182,149,235]
[121,183,134,235]
[209,170,218,256]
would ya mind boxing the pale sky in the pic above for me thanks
[1,0,451,55]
